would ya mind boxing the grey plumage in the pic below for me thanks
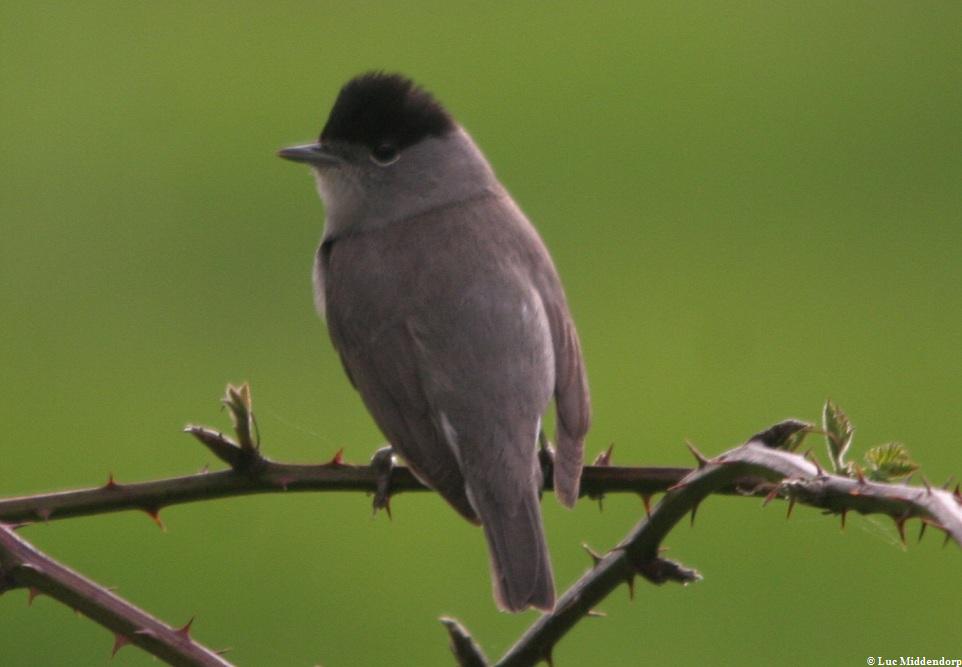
[279,73,590,612]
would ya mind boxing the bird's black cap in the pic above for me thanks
[320,72,455,151]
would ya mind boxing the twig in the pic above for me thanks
[0,524,232,667]
[441,617,489,667]
[492,420,962,666]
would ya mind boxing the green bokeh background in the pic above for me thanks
[2,3,960,665]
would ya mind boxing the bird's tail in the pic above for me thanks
[470,483,555,613]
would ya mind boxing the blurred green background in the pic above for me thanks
[1,2,960,665]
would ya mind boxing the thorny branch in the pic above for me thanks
[0,524,231,667]
[0,387,711,526]
[0,458,726,526]
[1,385,960,667]
[481,420,962,667]
[0,387,763,528]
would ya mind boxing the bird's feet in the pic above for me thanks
[537,430,554,498]
[370,445,396,518]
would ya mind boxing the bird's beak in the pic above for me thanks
[276,142,342,167]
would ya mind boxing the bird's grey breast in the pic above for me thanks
[321,194,556,419]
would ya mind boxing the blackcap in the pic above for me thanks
[278,72,590,612]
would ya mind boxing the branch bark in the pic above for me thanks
[492,421,962,666]
[0,524,232,667]
[0,459,746,525]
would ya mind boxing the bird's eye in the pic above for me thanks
[370,143,400,166]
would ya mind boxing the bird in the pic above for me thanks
[278,72,590,612]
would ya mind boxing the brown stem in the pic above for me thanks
[0,524,232,667]
[492,423,962,667]
[0,459,755,525]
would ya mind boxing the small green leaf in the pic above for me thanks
[823,400,854,473]
[863,442,919,482]
[223,382,258,452]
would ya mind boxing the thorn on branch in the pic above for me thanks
[762,483,782,507]
[142,507,166,531]
[592,444,614,467]
[684,440,709,468]
[639,493,652,517]
[103,473,120,491]
[439,617,488,667]
[893,514,908,546]
[582,543,604,567]
[175,617,194,639]
[112,632,131,657]
[327,448,345,466]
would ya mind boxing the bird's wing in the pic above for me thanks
[329,318,480,523]
[543,292,590,507]
[320,237,478,523]
[498,204,591,508]
[402,284,557,611]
